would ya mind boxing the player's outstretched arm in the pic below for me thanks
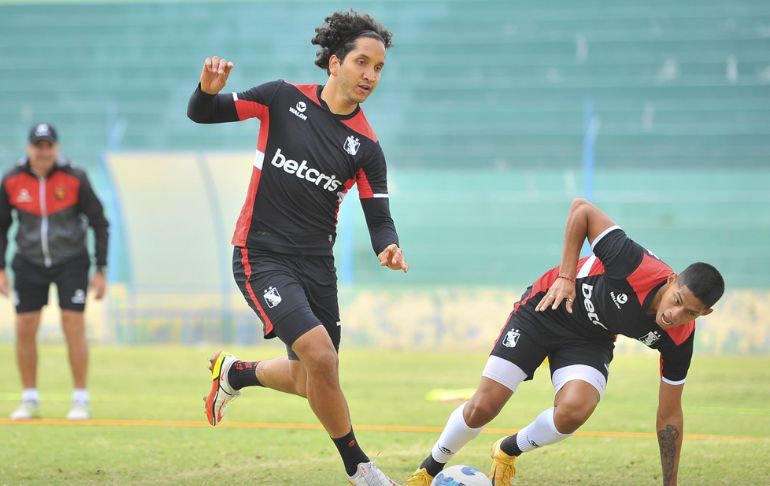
[187,56,240,124]
[537,198,616,313]
[657,381,685,486]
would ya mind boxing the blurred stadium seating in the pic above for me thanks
[0,0,768,347]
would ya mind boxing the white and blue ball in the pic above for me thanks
[431,465,492,486]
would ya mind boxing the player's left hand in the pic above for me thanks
[378,243,408,273]
[535,276,576,313]
[89,271,107,300]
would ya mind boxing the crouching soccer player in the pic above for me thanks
[404,198,724,486]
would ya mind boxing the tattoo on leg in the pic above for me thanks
[657,424,680,486]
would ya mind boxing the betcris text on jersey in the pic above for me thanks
[270,148,342,192]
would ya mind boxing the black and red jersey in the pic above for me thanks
[0,158,109,269]
[513,227,695,384]
[187,80,399,256]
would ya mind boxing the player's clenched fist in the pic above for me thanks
[200,56,234,95]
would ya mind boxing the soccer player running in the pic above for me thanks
[405,198,724,486]
[187,10,407,486]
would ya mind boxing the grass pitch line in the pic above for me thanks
[0,418,761,442]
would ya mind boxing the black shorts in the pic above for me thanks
[12,252,90,313]
[490,310,615,382]
[233,246,340,360]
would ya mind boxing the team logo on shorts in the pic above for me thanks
[343,135,360,156]
[71,289,86,305]
[502,329,521,348]
[263,286,282,308]
[637,330,661,346]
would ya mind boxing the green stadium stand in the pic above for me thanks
[0,0,768,298]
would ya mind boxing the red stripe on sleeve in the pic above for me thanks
[355,168,374,199]
[239,248,274,336]
[235,98,268,121]
[256,107,270,152]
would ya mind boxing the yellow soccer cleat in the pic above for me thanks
[489,438,517,485]
[204,351,240,426]
[403,467,434,486]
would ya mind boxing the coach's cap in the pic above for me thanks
[29,123,58,144]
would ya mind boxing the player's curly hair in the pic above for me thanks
[311,10,393,74]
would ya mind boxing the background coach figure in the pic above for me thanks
[0,123,109,420]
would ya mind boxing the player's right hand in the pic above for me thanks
[200,56,234,95]
[535,276,576,313]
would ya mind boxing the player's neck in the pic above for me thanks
[320,83,357,115]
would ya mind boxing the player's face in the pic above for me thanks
[336,37,386,104]
[655,280,712,329]
[27,141,58,174]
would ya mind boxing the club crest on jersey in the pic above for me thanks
[502,329,521,348]
[263,286,282,308]
[16,188,33,203]
[343,135,360,155]
[55,185,67,200]
[289,101,308,120]
[638,330,661,346]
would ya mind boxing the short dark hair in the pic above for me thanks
[678,262,725,308]
[311,10,393,74]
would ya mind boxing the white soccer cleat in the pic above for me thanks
[66,400,92,420]
[348,461,399,486]
[10,400,41,420]
[205,351,240,426]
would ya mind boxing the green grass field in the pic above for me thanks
[1,344,769,485]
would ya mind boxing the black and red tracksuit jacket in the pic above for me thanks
[0,158,109,270]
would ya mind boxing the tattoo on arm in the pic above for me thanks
[658,424,680,486]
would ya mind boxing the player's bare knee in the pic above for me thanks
[464,396,501,428]
[554,400,595,433]
[301,346,339,378]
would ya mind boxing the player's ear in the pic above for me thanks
[700,308,713,316]
[667,272,677,285]
[329,54,341,76]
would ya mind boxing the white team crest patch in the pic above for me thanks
[638,330,661,346]
[71,289,86,304]
[17,189,32,203]
[502,329,521,348]
[343,135,360,155]
[263,286,282,308]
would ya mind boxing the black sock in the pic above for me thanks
[500,434,523,456]
[332,429,369,476]
[420,455,446,477]
[227,360,262,390]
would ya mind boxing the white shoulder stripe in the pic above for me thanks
[372,193,389,198]
[577,254,597,279]
[662,376,686,386]
[591,225,622,250]
[232,92,238,101]
[254,150,264,169]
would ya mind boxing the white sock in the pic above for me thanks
[431,402,484,463]
[516,407,571,453]
[22,388,39,403]
[72,389,89,403]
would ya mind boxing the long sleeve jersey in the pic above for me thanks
[187,80,399,256]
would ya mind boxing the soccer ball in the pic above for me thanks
[431,465,492,486]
